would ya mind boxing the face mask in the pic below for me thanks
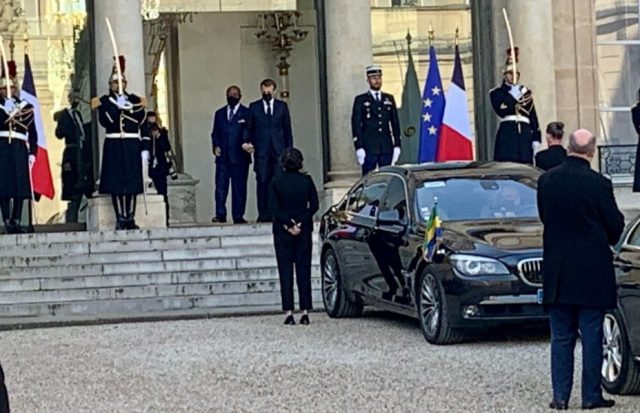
[71,101,80,109]
[227,96,240,107]
[262,93,273,102]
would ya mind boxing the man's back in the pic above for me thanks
[537,157,625,307]
[535,145,566,171]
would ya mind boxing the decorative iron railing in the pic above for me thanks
[598,144,636,179]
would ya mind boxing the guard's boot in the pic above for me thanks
[115,215,126,230]
[9,220,23,234]
[1,220,10,235]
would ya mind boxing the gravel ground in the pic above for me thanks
[1,312,639,413]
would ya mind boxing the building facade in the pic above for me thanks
[2,0,638,227]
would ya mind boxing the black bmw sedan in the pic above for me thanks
[603,214,640,394]
[319,162,547,344]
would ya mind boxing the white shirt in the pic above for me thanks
[227,103,239,120]
[369,90,382,102]
[262,99,274,115]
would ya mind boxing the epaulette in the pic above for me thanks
[91,97,101,110]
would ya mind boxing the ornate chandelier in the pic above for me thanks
[141,0,161,21]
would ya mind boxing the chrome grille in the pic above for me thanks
[517,258,543,287]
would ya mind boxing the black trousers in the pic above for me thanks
[215,161,249,220]
[255,155,279,221]
[0,362,9,413]
[274,230,313,311]
[549,304,605,404]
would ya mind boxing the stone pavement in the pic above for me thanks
[1,313,639,412]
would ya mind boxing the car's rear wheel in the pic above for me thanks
[602,310,640,395]
[417,270,464,345]
[322,249,363,318]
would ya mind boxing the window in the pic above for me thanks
[627,220,640,246]
[349,177,388,217]
[381,176,408,221]
[596,0,640,147]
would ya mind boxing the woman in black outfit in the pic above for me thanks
[269,148,319,325]
[0,362,9,413]
[534,122,566,171]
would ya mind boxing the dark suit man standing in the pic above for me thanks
[351,65,401,176]
[211,86,251,224]
[537,129,625,411]
[243,79,293,222]
[0,361,9,413]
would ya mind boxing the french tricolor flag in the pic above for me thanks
[21,53,55,200]
[437,45,474,161]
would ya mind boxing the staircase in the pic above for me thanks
[0,224,322,329]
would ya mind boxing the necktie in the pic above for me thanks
[267,103,272,117]
[228,107,233,121]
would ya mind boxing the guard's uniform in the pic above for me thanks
[490,47,541,165]
[490,81,540,164]
[0,95,37,200]
[351,66,401,176]
[94,91,148,195]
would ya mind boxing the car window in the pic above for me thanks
[415,177,538,222]
[627,220,640,247]
[345,184,364,212]
[352,176,388,217]
[381,176,408,221]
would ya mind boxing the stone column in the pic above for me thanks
[323,0,373,206]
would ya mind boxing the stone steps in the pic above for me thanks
[0,224,324,328]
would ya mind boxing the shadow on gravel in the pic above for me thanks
[361,309,550,345]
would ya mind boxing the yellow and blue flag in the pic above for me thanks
[423,202,443,261]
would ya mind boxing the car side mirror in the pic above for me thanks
[377,209,402,226]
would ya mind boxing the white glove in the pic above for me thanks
[392,147,401,165]
[116,95,132,110]
[356,148,366,166]
[532,141,541,152]
[28,154,36,168]
[141,150,150,163]
[509,84,524,101]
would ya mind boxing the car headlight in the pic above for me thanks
[450,254,510,276]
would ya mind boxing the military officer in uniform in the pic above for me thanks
[351,65,401,176]
[0,60,38,234]
[490,48,541,164]
[92,56,148,230]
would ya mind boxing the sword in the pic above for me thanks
[142,158,149,215]
[0,36,13,144]
[502,8,521,134]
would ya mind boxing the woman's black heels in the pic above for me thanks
[299,314,310,325]
[284,315,295,325]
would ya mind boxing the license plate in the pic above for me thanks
[536,289,544,305]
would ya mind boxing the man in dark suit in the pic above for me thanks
[54,90,93,223]
[351,65,401,175]
[211,86,251,224]
[243,79,293,222]
[535,121,567,172]
[537,128,625,411]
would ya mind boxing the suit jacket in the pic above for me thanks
[535,145,566,171]
[211,104,251,165]
[537,157,625,308]
[243,99,293,161]
[269,170,319,235]
[351,91,401,154]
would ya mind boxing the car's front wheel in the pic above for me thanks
[322,249,363,318]
[602,310,640,394]
[417,270,464,345]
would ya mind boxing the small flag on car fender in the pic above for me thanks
[423,200,443,262]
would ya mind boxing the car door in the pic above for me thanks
[343,175,389,299]
[367,174,413,305]
[615,218,640,356]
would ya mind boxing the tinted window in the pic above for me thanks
[628,221,640,247]
[352,177,388,217]
[415,177,538,222]
[346,184,364,212]
[381,176,408,220]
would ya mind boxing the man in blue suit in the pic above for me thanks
[242,79,293,222]
[211,85,251,224]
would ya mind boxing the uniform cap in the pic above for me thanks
[366,64,383,77]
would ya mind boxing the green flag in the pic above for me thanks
[397,39,422,165]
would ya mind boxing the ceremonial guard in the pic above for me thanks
[0,59,37,234]
[351,65,401,175]
[490,48,541,164]
[92,56,148,230]
[142,111,178,224]
[631,90,640,192]
[54,89,93,223]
